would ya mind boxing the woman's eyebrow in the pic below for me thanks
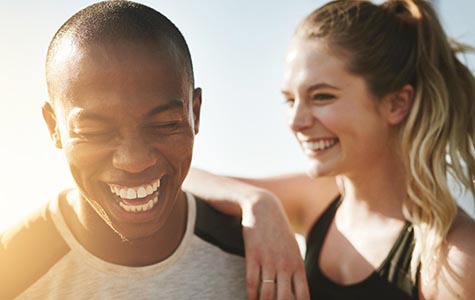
[306,83,340,92]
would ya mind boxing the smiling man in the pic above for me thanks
[0,1,246,299]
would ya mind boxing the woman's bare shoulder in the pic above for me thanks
[445,208,475,266]
[422,209,475,300]
[446,209,475,263]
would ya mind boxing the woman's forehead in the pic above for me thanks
[282,39,351,90]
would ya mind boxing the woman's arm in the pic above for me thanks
[235,174,339,235]
[183,168,338,300]
[183,168,308,300]
[184,169,339,234]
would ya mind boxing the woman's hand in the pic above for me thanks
[183,168,310,299]
[241,190,309,300]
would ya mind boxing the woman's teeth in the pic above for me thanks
[302,139,338,151]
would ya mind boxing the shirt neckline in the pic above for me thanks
[312,196,411,289]
[49,189,197,277]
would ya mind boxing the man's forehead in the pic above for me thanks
[50,37,179,67]
[50,35,79,62]
[47,39,191,104]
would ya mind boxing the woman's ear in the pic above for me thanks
[381,84,414,125]
[42,101,62,148]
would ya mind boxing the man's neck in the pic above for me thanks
[61,189,188,266]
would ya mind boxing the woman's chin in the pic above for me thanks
[306,160,335,178]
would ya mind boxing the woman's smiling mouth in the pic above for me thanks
[300,138,339,154]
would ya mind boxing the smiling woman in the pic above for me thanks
[183,1,475,300]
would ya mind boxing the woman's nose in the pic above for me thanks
[288,99,314,133]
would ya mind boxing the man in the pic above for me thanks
[0,1,246,298]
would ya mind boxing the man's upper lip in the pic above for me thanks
[104,177,162,187]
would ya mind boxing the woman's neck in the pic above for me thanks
[336,154,407,221]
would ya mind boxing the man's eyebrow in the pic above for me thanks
[69,109,109,123]
[68,99,185,123]
[147,99,185,117]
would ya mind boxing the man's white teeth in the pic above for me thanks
[119,196,159,213]
[152,181,159,190]
[137,187,147,198]
[127,189,136,199]
[109,178,161,200]
[303,139,338,151]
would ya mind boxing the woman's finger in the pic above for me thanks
[246,258,260,300]
[259,268,276,300]
[292,269,310,300]
[276,272,292,300]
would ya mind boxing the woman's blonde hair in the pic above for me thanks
[295,0,475,281]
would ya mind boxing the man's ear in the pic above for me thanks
[381,84,414,125]
[191,87,202,135]
[41,101,62,149]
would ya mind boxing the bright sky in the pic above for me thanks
[1,0,474,231]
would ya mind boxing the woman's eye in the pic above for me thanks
[312,93,335,101]
[283,98,295,107]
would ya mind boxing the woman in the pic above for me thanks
[186,1,475,299]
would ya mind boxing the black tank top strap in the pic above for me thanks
[376,222,419,297]
[304,195,341,294]
[305,195,341,261]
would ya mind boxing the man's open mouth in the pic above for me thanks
[108,178,161,213]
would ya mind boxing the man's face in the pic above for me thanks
[44,40,201,239]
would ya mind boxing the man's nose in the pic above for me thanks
[112,136,157,173]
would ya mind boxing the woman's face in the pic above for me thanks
[282,38,392,178]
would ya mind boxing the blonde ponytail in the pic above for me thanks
[396,0,475,281]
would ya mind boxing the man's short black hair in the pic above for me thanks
[46,0,194,98]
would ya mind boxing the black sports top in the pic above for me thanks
[305,196,419,300]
